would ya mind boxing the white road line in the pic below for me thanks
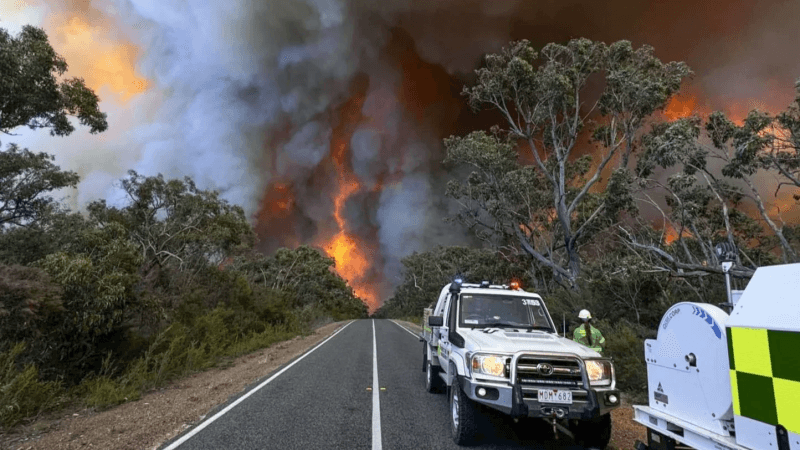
[372,319,382,450]
[163,320,354,450]
[389,320,420,339]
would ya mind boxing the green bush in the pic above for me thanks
[599,319,652,401]
[81,306,303,410]
[0,343,63,428]
[82,376,141,409]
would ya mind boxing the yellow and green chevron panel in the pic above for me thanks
[727,326,800,434]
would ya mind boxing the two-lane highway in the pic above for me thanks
[160,319,584,449]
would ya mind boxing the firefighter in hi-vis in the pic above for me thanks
[573,309,606,354]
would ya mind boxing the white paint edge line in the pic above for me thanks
[389,319,421,339]
[372,319,382,450]
[163,320,355,450]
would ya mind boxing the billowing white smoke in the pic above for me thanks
[99,0,477,296]
[13,0,799,303]
[107,0,362,214]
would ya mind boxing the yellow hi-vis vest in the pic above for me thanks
[573,324,606,353]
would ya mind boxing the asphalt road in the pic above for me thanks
[159,319,585,450]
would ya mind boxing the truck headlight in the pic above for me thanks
[585,360,613,386]
[471,354,508,378]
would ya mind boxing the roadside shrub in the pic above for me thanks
[226,323,299,356]
[599,319,652,401]
[82,376,141,409]
[0,343,63,428]
[82,306,304,410]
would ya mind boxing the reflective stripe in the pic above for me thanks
[574,325,605,351]
[730,369,740,415]
[728,326,800,434]
[732,327,772,377]
[774,378,800,434]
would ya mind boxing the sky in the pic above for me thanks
[2,0,800,309]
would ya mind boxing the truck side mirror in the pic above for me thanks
[428,316,444,327]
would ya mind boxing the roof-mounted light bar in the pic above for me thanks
[449,278,524,292]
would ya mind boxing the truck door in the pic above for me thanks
[438,293,452,367]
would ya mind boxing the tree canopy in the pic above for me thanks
[87,171,255,281]
[446,39,691,287]
[0,25,107,136]
[0,144,79,229]
[624,83,800,277]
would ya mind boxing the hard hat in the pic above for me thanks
[578,309,592,320]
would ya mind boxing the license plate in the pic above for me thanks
[538,389,572,404]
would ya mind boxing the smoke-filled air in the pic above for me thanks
[5,0,800,312]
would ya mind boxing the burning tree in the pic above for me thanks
[621,80,800,277]
[445,38,690,288]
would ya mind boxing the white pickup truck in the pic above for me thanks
[420,280,620,447]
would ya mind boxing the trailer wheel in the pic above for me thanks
[450,376,478,445]
[425,346,443,393]
[573,413,612,449]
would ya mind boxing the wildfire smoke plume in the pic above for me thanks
[8,0,800,312]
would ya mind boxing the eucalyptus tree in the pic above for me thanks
[446,38,690,286]
[88,171,255,283]
[0,25,107,136]
[623,81,800,277]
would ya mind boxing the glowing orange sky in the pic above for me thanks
[47,15,149,103]
[663,94,700,120]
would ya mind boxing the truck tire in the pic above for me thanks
[425,346,443,393]
[573,413,612,449]
[450,377,478,445]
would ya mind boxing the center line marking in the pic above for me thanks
[372,319,382,450]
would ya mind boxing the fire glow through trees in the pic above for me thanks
[8,0,800,312]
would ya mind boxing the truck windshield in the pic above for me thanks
[459,294,554,332]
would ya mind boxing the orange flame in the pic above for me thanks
[320,86,381,313]
[664,225,679,244]
[267,182,294,217]
[663,223,694,244]
[663,94,699,120]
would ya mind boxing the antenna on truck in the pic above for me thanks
[715,242,738,313]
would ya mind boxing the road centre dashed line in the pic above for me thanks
[162,320,354,450]
[372,319,383,450]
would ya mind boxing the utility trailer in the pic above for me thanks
[634,263,800,450]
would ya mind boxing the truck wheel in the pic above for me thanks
[574,413,612,449]
[450,377,478,445]
[425,346,443,393]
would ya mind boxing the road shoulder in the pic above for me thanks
[2,321,349,450]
